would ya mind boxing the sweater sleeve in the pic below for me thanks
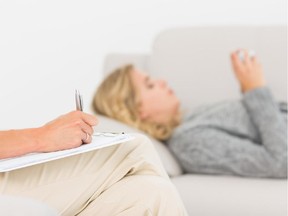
[169,127,287,178]
[168,87,287,178]
[242,87,287,173]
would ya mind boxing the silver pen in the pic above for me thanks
[75,90,124,136]
[75,89,83,111]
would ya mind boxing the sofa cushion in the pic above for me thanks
[172,174,287,216]
[95,115,183,176]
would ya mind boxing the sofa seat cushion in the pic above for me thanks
[171,174,287,216]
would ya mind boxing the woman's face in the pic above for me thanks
[130,69,180,124]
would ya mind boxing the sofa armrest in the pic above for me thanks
[96,115,183,177]
[103,53,151,76]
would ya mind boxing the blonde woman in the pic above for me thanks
[93,50,287,179]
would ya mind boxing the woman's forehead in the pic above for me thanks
[131,69,147,83]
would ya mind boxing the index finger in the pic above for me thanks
[81,112,98,126]
[230,51,244,71]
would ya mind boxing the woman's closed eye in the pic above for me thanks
[147,82,155,89]
[145,76,155,89]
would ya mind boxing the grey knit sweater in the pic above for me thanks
[167,87,287,178]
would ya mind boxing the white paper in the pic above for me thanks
[0,133,134,172]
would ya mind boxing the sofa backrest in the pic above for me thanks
[150,26,287,110]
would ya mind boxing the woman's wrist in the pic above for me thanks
[30,126,47,153]
[241,83,266,93]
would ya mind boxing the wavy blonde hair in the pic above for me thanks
[92,64,179,140]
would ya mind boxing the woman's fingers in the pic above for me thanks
[78,121,94,144]
[81,112,98,127]
[230,49,266,93]
[82,131,92,144]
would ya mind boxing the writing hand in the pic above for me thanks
[36,111,98,152]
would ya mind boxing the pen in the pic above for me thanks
[75,90,125,137]
[75,89,83,111]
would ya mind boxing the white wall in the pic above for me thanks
[0,0,286,129]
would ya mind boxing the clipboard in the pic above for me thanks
[0,133,134,172]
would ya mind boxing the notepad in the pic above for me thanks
[0,133,134,172]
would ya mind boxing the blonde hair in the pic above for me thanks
[92,64,179,140]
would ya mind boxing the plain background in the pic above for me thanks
[0,0,286,129]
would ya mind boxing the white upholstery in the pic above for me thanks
[151,26,287,110]
[103,53,151,76]
[96,115,183,176]
[172,175,287,216]
[101,26,287,216]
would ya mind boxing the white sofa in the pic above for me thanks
[95,26,287,216]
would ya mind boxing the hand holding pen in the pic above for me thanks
[75,90,97,143]
[75,90,124,139]
[36,108,97,153]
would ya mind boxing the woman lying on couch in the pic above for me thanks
[92,49,287,179]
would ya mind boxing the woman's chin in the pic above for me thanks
[175,99,181,112]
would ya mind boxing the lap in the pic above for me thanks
[0,134,168,215]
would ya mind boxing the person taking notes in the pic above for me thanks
[0,92,187,215]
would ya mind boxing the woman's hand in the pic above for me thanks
[36,111,98,152]
[230,49,266,93]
